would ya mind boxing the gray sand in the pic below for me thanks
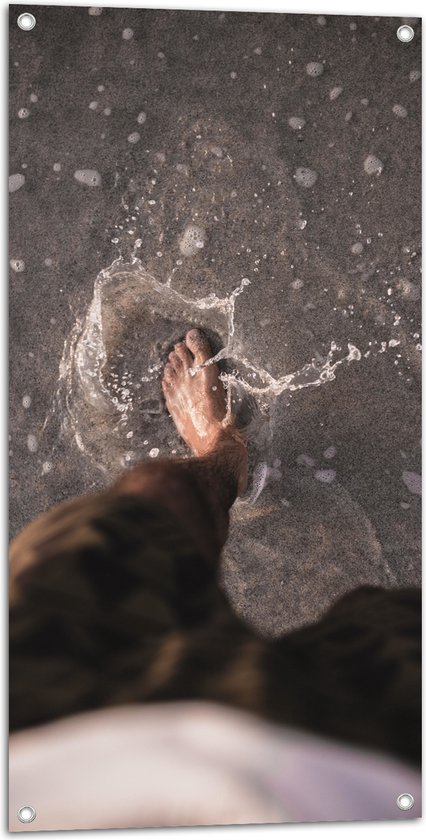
[9,8,421,635]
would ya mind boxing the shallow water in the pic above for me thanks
[52,257,362,491]
[10,8,421,635]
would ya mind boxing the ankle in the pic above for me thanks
[200,425,248,496]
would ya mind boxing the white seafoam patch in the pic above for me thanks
[294,167,318,188]
[392,104,408,118]
[9,173,25,193]
[297,454,315,467]
[10,259,25,273]
[315,469,336,483]
[409,69,421,82]
[323,446,337,459]
[18,108,30,119]
[363,155,384,176]
[27,434,38,453]
[22,395,32,409]
[74,169,102,187]
[288,116,305,131]
[402,470,421,496]
[122,28,134,40]
[306,62,324,78]
[179,224,206,256]
[128,132,140,144]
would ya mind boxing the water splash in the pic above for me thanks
[52,258,361,488]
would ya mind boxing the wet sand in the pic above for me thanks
[9,7,421,635]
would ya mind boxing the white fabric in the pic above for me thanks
[9,702,421,831]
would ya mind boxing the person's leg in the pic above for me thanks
[114,328,248,564]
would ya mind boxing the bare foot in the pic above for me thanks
[162,329,237,458]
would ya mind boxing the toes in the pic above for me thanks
[185,328,213,365]
[168,350,182,372]
[174,341,193,368]
[162,362,175,384]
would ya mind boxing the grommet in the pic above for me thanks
[397,25,415,42]
[396,793,414,811]
[17,13,36,31]
[17,805,36,823]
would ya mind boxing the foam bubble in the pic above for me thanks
[288,116,305,130]
[329,86,343,100]
[294,167,318,188]
[291,278,304,290]
[29,93,38,103]
[297,454,315,467]
[53,163,61,173]
[137,111,147,124]
[122,28,134,40]
[45,258,53,266]
[9,173,25,193]
[392,104,407,119]
[323,446,336,459]
[351,242,363,255]
[306,62,324,78]
[409,69,421,82]
[402,470,421,495]
[149,447,159,458]
[363,154,384,176]
[18,108,30,119]
[396,278,420,301]
[89,101,98,110]
[74,169,102,187]
[317,15,326,25]
[27,434,38,453]
[22,395,31,408]
[128,132,140,144]
[10,258,25,273]
[254,47,262,55]
[315,469,336,483]
[179,224,206,256]
[104,107,112,116]
[349,22,357,30]
[88,7,102,15]
[42,461,53,474]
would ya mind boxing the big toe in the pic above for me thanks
[185,328,213,365]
